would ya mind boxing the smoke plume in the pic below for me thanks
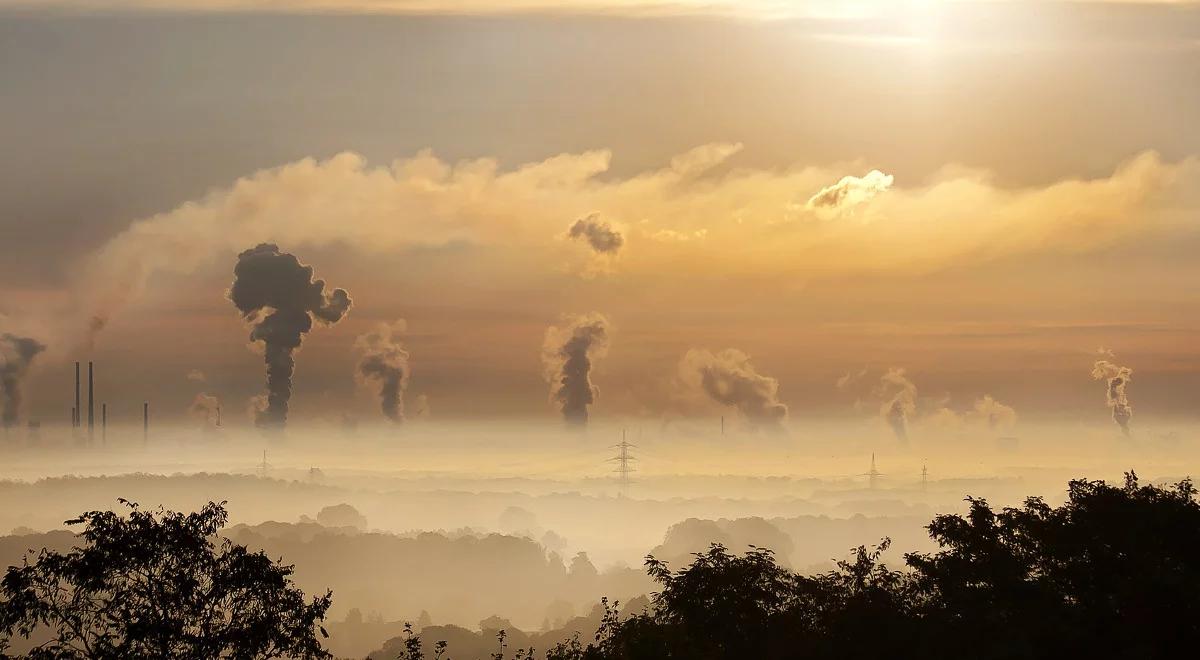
[567,214,624,254]
[355,320,410,423]
[679,348,787,431]
[877,368,916,442]
[1091,359,1133,435]
[0,334,47,428]
[541,313,611,426]
[229,243,352,429]
[189,393,221,427]
[966,395,1018,430]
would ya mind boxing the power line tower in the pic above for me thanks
[608,430,637,498]
[861,453,884,490]
[258,450,271,478]
[921,461,928,492]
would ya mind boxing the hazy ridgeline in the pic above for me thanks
[1,420,1196,656]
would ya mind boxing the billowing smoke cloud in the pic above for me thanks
[877,367,916,442]
[541,313,611,426]
[679,348,787,431]
[568,214,624,254]
[189,392,221,427]
[355,320,410,423]
[0,334,47,428]
[1091,359,1133,435]
[807,169,894,212]
[966,395,1018,430]
[229,243,352,429]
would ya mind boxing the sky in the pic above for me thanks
[1,0,1198,429]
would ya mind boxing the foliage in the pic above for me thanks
[0,500,332,659]
[417,473,1200,660]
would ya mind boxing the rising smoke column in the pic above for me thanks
[541,313,611,426]
[229,244,352,429]
[355,320,410,423]
[877,368,916,443]
[679,348,788,431]
[1091,360,1133,435]
[0,334,46,428]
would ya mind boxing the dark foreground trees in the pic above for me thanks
[0,500,332,659]
[401,473,1200,660]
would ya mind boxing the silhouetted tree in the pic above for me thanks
[408,473,1200,660]
[0,500,332,658]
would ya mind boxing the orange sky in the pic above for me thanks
[1,1,1198,428]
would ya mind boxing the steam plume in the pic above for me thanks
[0,334,47,428]
[541,313,611,426]
[1091,360,1133,435]
[680,348,787,431]
[189,393,221,427]
[229,243,352,429]
[877,368,916,443]
[355,320,410,423]
[967,395,1017,430]
[567,214,624,254]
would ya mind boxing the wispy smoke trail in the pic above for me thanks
[680,348,787,431]
[541,313,611,426]
[567,214,624,254]
[355,320,410,423]
[877,367,916,443]
[1091,359,1133,435]
[0,334,46,428]
[229,244,352,429]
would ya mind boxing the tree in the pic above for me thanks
[0,500,333,659]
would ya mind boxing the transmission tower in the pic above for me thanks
[921,461,928,491]
[258,450,272,478]
[608,429,638,497]
[860,453,884,490]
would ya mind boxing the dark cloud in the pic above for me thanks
[0,333,46,429]
[229,243,352,429]
[541,313,611,426]
[355,321,410,423]
[680,348,787,431]
[567,214,624,254]
[1092,359,1133,435]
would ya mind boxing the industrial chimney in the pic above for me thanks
[87,361,94,443]
[73,362,80,429]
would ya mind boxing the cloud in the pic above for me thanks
[37,144,1196,347]
[679,348,787,431]
[186,369,207,382]
[567,214,624,254]
[806,170,895,213]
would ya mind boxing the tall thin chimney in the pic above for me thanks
[87,361,94,443]
[143,401,149,446]
[216,406,222,428]
[74,362,80,429]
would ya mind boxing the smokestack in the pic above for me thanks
[74,362,80,429]
[143,401,148,445]
[102,403,107,445]
[216,405,222,428]
[87,361,94,443]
